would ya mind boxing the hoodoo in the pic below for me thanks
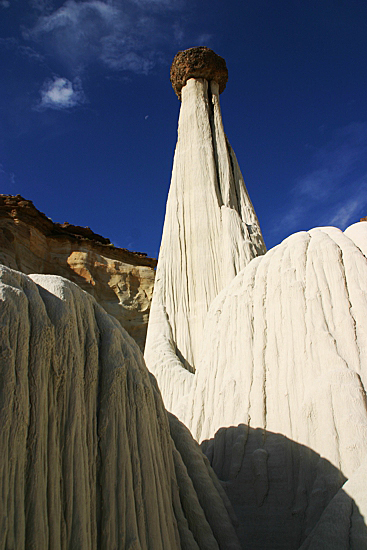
[2,46,367,549]
[145,47,266,415]
[145,48,367,548]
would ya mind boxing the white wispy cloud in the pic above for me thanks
[18,45,46,63]
[295,122,367,201]
[0,38,46,65]
[172,21,184,42]
[329,198,362,228]
[195,33,213,45]
[24,0,185,76]
[0,0,10,8]
[327,176,367,228]
[37,76,87,110]
[0,37,18,48]
[0,164,16,186]
[5,0,210,113]
[99,34,155,73]
[270,122,367,239]
[129,0,183,8]
[31,0,119,34]
[25,1,123,72]
[30,0,55,14]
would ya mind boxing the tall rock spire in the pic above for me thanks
[145,47,266,415]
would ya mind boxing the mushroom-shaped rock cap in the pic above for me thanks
[170,46,228,99]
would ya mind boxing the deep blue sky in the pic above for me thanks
[1,0,367,258]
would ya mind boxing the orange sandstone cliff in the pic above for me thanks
[0,194,156,350]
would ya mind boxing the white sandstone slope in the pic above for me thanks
[0,265,241,550]
[143,50,367,545]
[145,77,265,414]
[183,223,367,549]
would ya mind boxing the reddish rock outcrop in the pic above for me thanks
[170,46,228,99]
[0,194,156,350]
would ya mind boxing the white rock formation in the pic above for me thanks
[183,223,367,548]
[144,48,367,545]
[144,77,266,415]
[0,265,241,550]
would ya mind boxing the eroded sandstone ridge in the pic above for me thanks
[0,265,241,550]
[0,194,156,350]
[145,48,266,416]
[184,223,367,548]
[145,48,367,548]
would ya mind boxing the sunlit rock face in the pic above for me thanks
[187,225,367,456]
[144,53,266,416]
[0,265,241,550]
[145,45,367,546]
[0,194,156,350]
[184,223,367,549]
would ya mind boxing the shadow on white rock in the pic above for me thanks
[202,424,367,550]
[152,222,367,549]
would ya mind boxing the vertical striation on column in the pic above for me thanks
[144,47,266,417]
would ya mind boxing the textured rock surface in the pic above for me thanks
[147,50,367,547]
[144,76,266,417]
[0,265,241,550]
[170,47,228,99]
[183,223,367,548]
[0,194,156,350]
[300,456,367,549]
